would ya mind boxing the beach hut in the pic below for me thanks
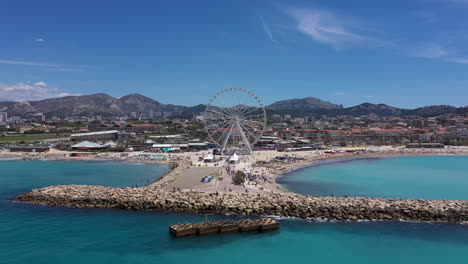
[229,153,240,164]
[204,153,214,163]
[152,144,172,152]
[9,145,50,153]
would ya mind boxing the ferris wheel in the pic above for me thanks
[204,87,266,154]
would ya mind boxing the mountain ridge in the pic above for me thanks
[0,93,466,118]
[266,97,343,110]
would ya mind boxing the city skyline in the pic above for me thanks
[1,0,468,108]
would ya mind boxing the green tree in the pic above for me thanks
[232,170,246,185]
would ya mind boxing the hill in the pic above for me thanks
[267,97,343,110]
[0,93,188,117]
[0,94,466,118]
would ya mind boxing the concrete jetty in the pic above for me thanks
[169,218,279,237]
[14,185,468,223]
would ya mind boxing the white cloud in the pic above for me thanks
[259,16,276,43]
[284,7,468,64]
[56,93,77,97]
[445,0,468,3]
[407,43,468,64]
[0,82,80,101]
[412,43,448,59]
[0,59,64,67]
[0,59,84,72]
[41,67,83,72]
[35,38,45,43]
[426,0,468,5]
[448,58,468,64]
[33,81,47,87]
[286,8,366,49]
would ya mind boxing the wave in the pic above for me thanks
[263,216,450,225]
[122,162,144,165]
[0,158,21,161]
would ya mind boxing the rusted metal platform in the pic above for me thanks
[258,218,280,231]
[238,219,260,232]
[169,218,279,237]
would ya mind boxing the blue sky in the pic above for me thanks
[0,0,467,108]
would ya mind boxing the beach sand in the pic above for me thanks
[2,145,468,195]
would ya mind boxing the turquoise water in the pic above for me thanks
[0,160,169,198]
[278,155,468,200]
[1,159,467,263]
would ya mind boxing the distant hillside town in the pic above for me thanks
[0,93,467,152]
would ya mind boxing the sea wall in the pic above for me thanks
[149,161,188,189]
[15,185,468,223]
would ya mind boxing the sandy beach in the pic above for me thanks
[2,145,468,195]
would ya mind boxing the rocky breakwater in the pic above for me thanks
[15,185,468,223]
[149,161,188,189]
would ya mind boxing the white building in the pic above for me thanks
[451,128,468,142]
[0,112,7,125]
[194,115,205,121]
[70,130,132,141]
[294,117,305,125]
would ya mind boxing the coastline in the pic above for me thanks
[0,149,173,164]
[3,146,468,194]
[8,146,468,223]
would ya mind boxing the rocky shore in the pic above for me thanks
[15,185,468,223]
[148,161,188,189]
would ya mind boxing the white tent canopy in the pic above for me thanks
[229,153,240,164]
[72,141,105,149]
[229,153,239,161]
[204,153,214,162]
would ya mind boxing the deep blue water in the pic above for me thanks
[0,159,467,264]
[278,155,468,200]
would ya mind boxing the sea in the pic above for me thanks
[277,155,468,200]
[1,157,467,264]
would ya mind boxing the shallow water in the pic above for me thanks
[278,155,468,200]
[0,160,169,198]
[1,159,467,264]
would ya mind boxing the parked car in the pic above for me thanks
[200,176,213,183]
